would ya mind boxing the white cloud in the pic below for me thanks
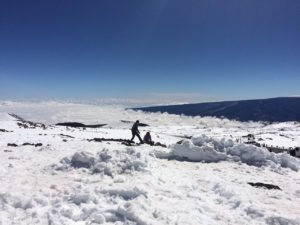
[0,92,217,108]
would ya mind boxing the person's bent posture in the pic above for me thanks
[130,120,143,144]
[143,132,154,145]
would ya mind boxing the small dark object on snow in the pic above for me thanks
[0,129,12,132]
[4,150,12,152]
[23,143,35,146]
[290,147,300,157]
[22,143,43,147]
[248,182,281,190]
[89,137,167,148]
[176,135,192,139]
[290,149,296,156]
[89,138,131,143]
[56,122,106,128]
[62,139,68,142]
[120,120,132,124]
[7,143,18,147]
[122,141,137,146]
[154,142,167,148]
[60,134,74,138]
[245,141,261,147]
[245,134,255,138]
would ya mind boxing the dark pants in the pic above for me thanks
[131,131,143,143]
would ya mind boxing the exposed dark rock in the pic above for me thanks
[290,147,300,157]
[173,135,192,139]
[22,143,35,146]
[154,142,167,148]
[290,149,296,156]
[120,120,132,124]
[121,141,138,146]
[0,129,12,132]
[56,122,106,128]
[176,140,184,144]
[89,137,167,148]
[9,113,46,129]
[266,146,290,154]
[89,137,131,143]
[59,134,74,138]
[243,134,255,140]
[22,143,43,147]
[7,143,18,147]
[245,141,261,147]
[248,182,281,190]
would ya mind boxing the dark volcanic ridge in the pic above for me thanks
[133,97,300,122]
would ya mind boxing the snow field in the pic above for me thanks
[0,102,300,224]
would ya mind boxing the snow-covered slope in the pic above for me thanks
[0,102,299,225]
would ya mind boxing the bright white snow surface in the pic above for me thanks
[0,101,300,225]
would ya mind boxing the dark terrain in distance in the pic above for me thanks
[133,97,300,122]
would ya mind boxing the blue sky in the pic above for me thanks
[0,0,299,104]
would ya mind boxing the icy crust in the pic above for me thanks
[163,135,300,171]
[54,148,149,177]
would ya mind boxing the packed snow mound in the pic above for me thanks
[171,139,228,163]
[164,135,300,171]
[71,152,95,169]
[55,148,149,177]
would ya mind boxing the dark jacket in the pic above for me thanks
[143,133,152,143]
[131,122,139,134]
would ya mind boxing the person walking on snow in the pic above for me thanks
[130,120,143,143]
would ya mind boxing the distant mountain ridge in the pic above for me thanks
[133,97,300,122]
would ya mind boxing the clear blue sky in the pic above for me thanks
[0,0,299,103]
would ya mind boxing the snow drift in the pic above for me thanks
[159,135,300,171]
[55,148,149,177]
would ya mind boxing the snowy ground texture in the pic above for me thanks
[0,101,300,225]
